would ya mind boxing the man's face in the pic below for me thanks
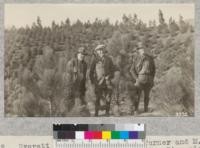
[97,50,104,58]
[138,48,145,55]
[77,53,85,61]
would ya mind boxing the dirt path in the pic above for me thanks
[86,95,167,117]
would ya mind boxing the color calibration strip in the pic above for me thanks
[53,124,145,140]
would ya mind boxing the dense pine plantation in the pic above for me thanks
[5,10,194,116]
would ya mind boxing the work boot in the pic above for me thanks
[95,97,100,116]
[105,104,110,116]
[134,101,139,112]
[80,99,86,106]
[95,111,98,116]
[134,110,139,116]
[144,101,149,112]
[95,106,99,116]
[144,106,149,112]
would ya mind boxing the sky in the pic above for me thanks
[5,4,194,28]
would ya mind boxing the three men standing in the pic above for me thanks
[66,42,155,116]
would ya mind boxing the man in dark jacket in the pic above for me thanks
[130,42,156,115]
[67,47,88,110]
[89,44,115,116]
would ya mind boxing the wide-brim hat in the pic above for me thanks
[136,42,145,50]
[94,44,106,52]
[119,49,127,56]
[136,42,153,55]
[77,47,88,55]
[132,42,149,54]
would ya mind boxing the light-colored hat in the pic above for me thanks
[94,44,106,52]
[119,49,127,56]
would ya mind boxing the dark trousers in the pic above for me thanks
[94,85,112,116]
[134,83,152,112]
[67,85,86,112]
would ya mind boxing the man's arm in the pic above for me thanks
[66,59,75,82]
[130,61,138,80]
[67,60,73,73]
[107,57,115,79]
[151,58,156,78]
[83,62,87,80]
[89,57,96,84]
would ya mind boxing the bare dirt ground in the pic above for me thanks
[75,93,168,117]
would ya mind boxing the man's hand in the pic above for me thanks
[134,79,140,87]
[105,76,109,80]
[90,79,95,85]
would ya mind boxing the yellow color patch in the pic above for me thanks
[102,131,111,139]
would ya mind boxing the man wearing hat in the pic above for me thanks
[66,47,88,110]
[89,44,115,116]
[130,42,156,115]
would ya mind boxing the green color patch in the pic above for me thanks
[111,131,120,139]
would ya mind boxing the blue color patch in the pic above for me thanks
[119,131,129,139]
